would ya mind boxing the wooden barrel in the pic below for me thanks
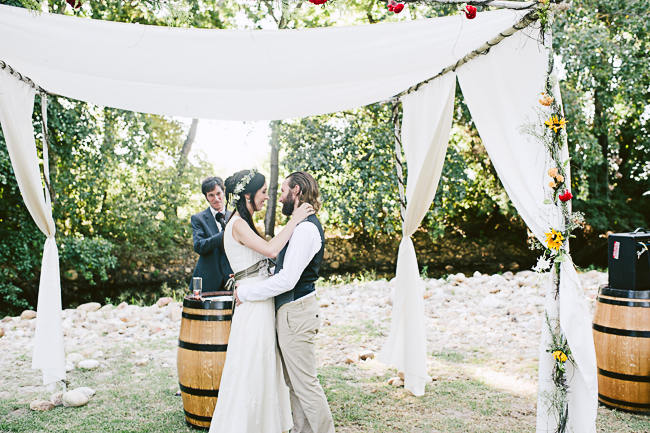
[177,293,233,429]
[592,287,650,413]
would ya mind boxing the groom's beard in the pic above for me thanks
[281,192,297,217]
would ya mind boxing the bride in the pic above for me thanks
[209,169,314,433]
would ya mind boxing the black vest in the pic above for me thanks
[274,214,325,311]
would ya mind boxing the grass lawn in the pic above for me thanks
[1,340,647,433]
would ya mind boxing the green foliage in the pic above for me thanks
[58,236,117,285]
[280,103,401,237]
[553,1,650,225]
[280,90,517,241]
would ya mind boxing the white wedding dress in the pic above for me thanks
[209,215,293,433]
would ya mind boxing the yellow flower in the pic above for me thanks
[548,167,559,178]
[544,115,568,133]
[556,174,564,183]
[552,350,568,363]
[539,92,554,106]
[545,229,564,251]
[549,181,557,189]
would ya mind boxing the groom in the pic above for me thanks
[235,171,335,433]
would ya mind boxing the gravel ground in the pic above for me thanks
[0,270,607,402]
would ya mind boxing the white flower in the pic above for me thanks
[534,256,551,273]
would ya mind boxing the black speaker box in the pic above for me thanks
[608,229,650,290]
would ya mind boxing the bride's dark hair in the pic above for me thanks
[225,169,266,237]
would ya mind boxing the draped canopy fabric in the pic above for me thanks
[456,27,597,431]
[0,5,597,432]
[0,5,526,120]
[0,70,64,386]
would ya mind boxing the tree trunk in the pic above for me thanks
[264,4,290,237]
[265,120,280,237]
[593,86,609,198]
[177,118,199,177]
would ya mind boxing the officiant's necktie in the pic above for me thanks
[215,212,225,232]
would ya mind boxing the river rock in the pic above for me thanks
[20,310,36,320]
[99,304,115,312]
[62,389,89,407]
[67,352,84,365]
[387,377,404,387]
[359,350,375,361]
[77,302,101,313]
[156,297,173,308]
[50,391,64,406]
[76,387,96,398]
[30,400,55,411]
[77,359,100,370]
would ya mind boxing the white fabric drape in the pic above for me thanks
[456,25,597,432]
[380,73,456,396]
[0,5,527,120]
[0,69,65,385]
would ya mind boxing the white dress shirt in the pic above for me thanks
[237,221,322,303]
[210,207,225,231]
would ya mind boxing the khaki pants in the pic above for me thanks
[277,295,335,433]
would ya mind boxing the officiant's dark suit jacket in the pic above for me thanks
[189,208,233,291]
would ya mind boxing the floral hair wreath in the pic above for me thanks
[230,169,258,205]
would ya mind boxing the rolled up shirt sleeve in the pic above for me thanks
[237,221,322,303]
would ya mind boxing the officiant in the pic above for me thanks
[189,176,233,291]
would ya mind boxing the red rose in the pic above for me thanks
[394,3,404,13]
[66,0,82,9]
[559,189,573,202]
[308,0,328,4]
[465,5,477,19]
[387,1,395,12]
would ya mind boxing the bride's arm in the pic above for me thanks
[232,203,314,258]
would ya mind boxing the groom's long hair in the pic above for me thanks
[287,171,322,213]
[225,170,265,238]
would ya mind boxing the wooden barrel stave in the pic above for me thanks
[178,295,232,429]
[593,288,650,413]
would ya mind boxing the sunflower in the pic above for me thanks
[545,229,564,251]
[552,350,568,363]
[544,115,567,133]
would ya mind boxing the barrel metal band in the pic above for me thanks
[179,383,220,397]
[592,323,650,338]
[178,340,228,351]
[599,287,650,299]
[598,368,650,383]
[184,409,213,422]
[598,393,650,409]
[597,296,650,308]
[183,298,233,309]
[182,312,232,321]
